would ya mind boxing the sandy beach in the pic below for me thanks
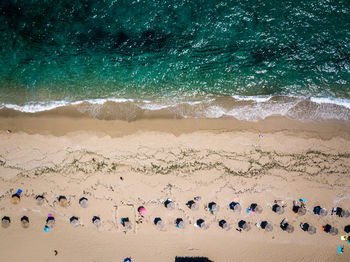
[0,115,350,262]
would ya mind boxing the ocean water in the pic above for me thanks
[0,0,349,121]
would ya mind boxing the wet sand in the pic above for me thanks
[0,116,349,262]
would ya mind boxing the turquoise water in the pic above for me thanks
[0,0,349,120]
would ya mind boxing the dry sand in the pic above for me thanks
[0,116,350,262]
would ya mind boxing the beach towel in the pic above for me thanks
[338,246,343,254]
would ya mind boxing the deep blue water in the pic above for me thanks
[0,0,349,118]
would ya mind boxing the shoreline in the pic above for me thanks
[1,94,350,123]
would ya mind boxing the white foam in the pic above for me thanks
[231,95,273,103]
[310,97,350,109]
[0,98,135,113]
[1,95,349,122]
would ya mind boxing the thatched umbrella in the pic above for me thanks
[21,216,30,229]
[255,205,263,214]
[79,197,88,208]
[92,216,102,228]
[11,194,20,204]
[121,217,132,230]
[58,196,68,207]
[196,219,208,230]
[219,220,230,231]
[308,226,316,235]
[187,200,199,211]
[286,225,294,233]
[330,227,338,236]
[238,220,251,232]
[164,199,176,210]
[342,210,350,218]
[208,202,220,213]
[265,223,273,232]
[297,207,306,216]
[175,218,185,229]
[154,217,164,229]
[46,216,55,228]
[272,204,284,215]
[1,216,10,228]
[319,208,328,217]
[36,195,45,206]
[70,216,80,227]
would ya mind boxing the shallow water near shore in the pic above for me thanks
[0,0,349,122]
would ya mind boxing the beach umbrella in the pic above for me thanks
[238,220,251,232]
[319,208,328,217]
[124,221,132,230]
[200,222,209,230]
[70,216,80,228]
[11,194,20,204]
[46,216,55,228]
[243,223,251,231]
[238,220,246,229]
[297,207,306,216]
[272,204,284,215]
[92,216,101,228]
[344,225,350,233]
[190,202,199,210]
[330,227,338,236]
[208,202,220,213]
[58,196,68,207]
[219,220,230,231]
[21,216,29,229]
[222,222,230,231]
[308,226,316,235]
[255,205,263,214]
[175,218,186,229]
[165,200,176,210]
[138,206,147,216]
[286,225,294,233]
[79,197,88,208]
[178,220,185,229]
[36,195,44,206]
[155,218,164,229]
[265,223,273,232]
[223,222,230,231]
[196,219,208,230]
[1,216,10,228]
[276,206,285,215]
[343,210,350,218]
[234,204,242,213]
